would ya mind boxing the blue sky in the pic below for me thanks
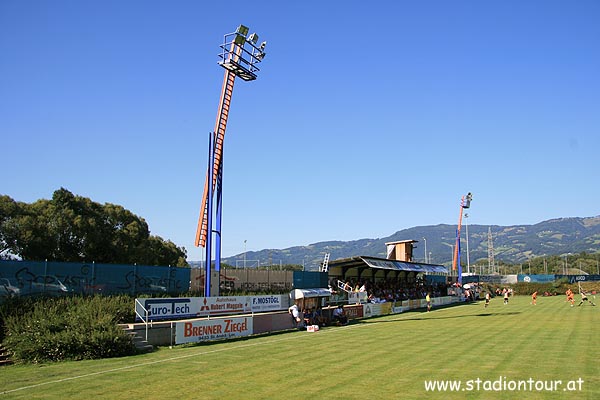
[1,1,599,263]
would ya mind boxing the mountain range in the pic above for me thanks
[217,216,600,270]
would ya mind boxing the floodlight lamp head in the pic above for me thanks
[234,34,246,45]
[248,33,259,44]
[259,41,267,51]
[463,192,472,208]
[236,24,250,37]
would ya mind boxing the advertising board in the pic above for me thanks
[135,294,287,321]
[175,317,253,344]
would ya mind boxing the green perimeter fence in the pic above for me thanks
[0,260,190,298]
[0,260,328,301]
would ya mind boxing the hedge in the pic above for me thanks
[1,295,137,363]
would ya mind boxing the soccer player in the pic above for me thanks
[531,291,537,305]
[426,292,431,312]
[566,288,575,307]
[578,290,597,306]
[484,291,491,308]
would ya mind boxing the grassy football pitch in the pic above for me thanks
[0,294,598,399]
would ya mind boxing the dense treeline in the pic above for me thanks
[0,188,187,266]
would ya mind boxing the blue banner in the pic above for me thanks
[562,274,600,284]
[517,274,555,283]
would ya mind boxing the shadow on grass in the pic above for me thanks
[354,309,523,324]
[176,327,298,350]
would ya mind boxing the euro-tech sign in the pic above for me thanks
[135,295,287,321]
[175,317,253,344]
[136,298,195,321]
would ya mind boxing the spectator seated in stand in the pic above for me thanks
[303,308,314,326]
[332,305,348,326]
[312,307,326,326]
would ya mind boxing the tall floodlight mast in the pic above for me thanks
[194,25,267,297]
[452,192,472,285]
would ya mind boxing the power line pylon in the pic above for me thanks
[487,227,496,274]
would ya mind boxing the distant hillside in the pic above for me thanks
[216,216,600,270]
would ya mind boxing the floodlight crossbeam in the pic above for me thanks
[218,60,257,81]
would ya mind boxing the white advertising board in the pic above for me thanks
[363,303,383,318]
[135,295,287,321]
[175,317,253,344]
[348,292,368,304]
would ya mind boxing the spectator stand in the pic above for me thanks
[327,255,449,305]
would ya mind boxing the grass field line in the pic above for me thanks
[0,308,396,396]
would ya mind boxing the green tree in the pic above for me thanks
[0,195,21,259]
[102,202,151,264]
[0,189,187,266]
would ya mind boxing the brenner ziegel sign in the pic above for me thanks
[175,317,253,344]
